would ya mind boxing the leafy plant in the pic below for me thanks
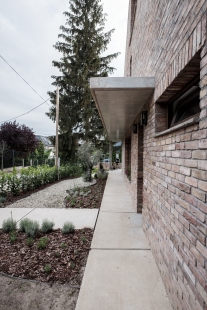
[70,262,75,269]
[0,196,6,204]
[26,237,34,247]
[97,170,108,179]
[2,218,17,233]
[62,221,75,234]
[19,218,32,232]
[44,264,52,273]
[25,220,39,238]
[10,231,17,243]
[61,243,67,248]
[80,236,86,242]
[41,219,54,233]
[37,237,49,250]
[54,251,60,257]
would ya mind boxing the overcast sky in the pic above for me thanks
[0,0,129,136]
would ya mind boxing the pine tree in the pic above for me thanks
[47,0,119,160]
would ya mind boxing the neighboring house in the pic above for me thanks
[35,135,55,159]
[90,1,207,309]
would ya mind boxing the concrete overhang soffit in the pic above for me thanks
[90,77,155,142]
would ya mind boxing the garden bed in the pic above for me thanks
[0,175,81,208]
[0,228,93,285]
[65,178,107,209]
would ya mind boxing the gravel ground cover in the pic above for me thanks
[5,177,96,209]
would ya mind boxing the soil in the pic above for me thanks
[0,175,81,208]
[0,228,94,309]
[65,178,107,209]
[0,228,93,285]
[0,274,79,310]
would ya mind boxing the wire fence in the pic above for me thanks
[0,150,55,170]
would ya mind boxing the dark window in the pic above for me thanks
[168,75,200,127]
[130,56,132,76]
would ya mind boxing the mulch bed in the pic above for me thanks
[0,228,93,285]
[0,175,81,208]
[65,178,107,209]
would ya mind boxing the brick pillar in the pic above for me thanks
[130,124,143,213]
[125,137,131,174]
[137,124,143,213]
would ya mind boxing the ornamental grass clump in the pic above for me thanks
[25,220,39,238]
[41,219,55,233]
[62,221,75,234]
[44,264,52,273]
[19,218,32,232]
[2,218,17,233]
[37,237,49,250]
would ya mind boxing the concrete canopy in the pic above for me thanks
[90,77,155,142]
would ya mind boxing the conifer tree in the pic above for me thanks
[47,0,119,160]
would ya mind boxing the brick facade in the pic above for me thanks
[123,1,207,309]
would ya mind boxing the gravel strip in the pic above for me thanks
[7,177,96,209]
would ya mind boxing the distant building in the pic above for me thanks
[35,135,55,159]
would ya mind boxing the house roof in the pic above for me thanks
[90,77,155,142]
[36,135,53,147]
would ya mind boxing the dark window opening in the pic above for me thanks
[130,56,132,76]
[168,75,200,127]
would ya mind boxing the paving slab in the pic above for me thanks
[91,212,150,249]
[21,208,99,229]
[75,249,172,310]
[0,208,34,228]
[100,195,135,213]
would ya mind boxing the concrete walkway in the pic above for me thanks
[76,170,172,310]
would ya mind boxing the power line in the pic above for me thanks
[0,98,50,124]
[0,54,50,105]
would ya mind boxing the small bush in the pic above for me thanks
[0,196,6,204]
[44,264,52,273]
[19,218,32,232]
[10,231,17,243]
[97,170,108,179]
[61,243,67,248]
[37,237,49,250]
[41,219,55,233]
[2,218,17,233]
[25,220,39,238]
[26,237,34,247]
[62,221,75,234]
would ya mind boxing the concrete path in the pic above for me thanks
[76,170,172,310]
[0,208,98,229]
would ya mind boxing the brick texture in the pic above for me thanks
[123,1,207,309]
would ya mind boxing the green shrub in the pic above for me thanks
[10,231,17,243]
[2,218,17,233]
[41,219,55,233]
[61,243,67,248]
[37,237,49,250]
[0,196,6,204]
[62,221,75,234]
[26,237,34,247]
[19,218,32,232]
[97,171,108,179]
[25,220,39,238]
[44,264,52,273]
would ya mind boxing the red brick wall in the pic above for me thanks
[124,1,207,309]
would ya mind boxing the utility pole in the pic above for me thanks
[55,86,59,168]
